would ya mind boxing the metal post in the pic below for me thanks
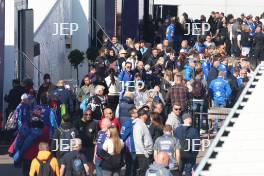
[160,5,163,19]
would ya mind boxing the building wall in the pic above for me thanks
[0,0,5,120]
[32,0,90,87]
[4,0,91,105]
[154,0,264,19]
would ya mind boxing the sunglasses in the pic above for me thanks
[174,108,181,111]
[84,113,92,116]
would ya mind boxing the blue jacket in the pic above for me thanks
[118,97,134,125]
[237,77,244,87]
[209,76,232,105]
[193,43,207,53]
[40,105,57,136]
[201,59,210,80]
[17,103,31,129]
[184,65,194,81]
[119,70,133,83]
[120,118,135,153]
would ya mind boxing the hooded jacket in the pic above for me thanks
[29,151,60,176]
[133,118,153,156]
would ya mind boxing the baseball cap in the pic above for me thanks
[21,93,29,100]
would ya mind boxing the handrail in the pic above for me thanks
[194,62,264,175]
[92,17,112,42]
[16,50,43,76]
[92,17,118,50]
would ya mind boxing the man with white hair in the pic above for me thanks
[60,138,89,176]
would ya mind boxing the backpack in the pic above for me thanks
[71,153,86,176]
[146,167,164,176]
[59,128,76,151]
[179,127,193,160]
[5,111,17,131]
[36,156,54,176]
[191,79,205,99]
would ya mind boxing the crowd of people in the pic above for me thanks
[2,11,262,176]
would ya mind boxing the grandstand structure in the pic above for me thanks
[195,62,264,176]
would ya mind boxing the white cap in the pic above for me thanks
[65,84,70,90]
[21,93,29,100]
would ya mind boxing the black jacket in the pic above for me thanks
[149,124,163,142]
[75,119,98,148]
[5,85,26,110]
[207,66,219,86]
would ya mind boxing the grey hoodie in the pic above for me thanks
[133,118,153,156]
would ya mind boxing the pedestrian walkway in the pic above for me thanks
[0,145,21,176]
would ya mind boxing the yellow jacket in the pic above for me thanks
[29,151,60,176]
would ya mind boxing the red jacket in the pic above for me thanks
[98,116,121,131]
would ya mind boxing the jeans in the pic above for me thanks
[213,102,225,132]
[180,159,196,176]
[102,169,120,176]
[136,154,150,176]
[22,159,31,176]
[125,152,137,176]
[95,159,103,176]
[192,99,205,132]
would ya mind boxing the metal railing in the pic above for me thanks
[16,50,42,80]
[92,17,118,51]
[194,62,264,175]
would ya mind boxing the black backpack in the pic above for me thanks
[71,153,86,176]
[179,127,193,160]
[191,79,205,99]
[36,156,54,176]
[59,127,76,151]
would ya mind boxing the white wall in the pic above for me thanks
[33,0,71,86]
[154,0,264,19]
[32,0,91,86]
[71,0,90,83]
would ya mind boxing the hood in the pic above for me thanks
[36,151,52,161]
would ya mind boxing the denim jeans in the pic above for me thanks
[213,102,225,132]
[180,159,196,176]
[95,159,103,176]
[125,152,137,176]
